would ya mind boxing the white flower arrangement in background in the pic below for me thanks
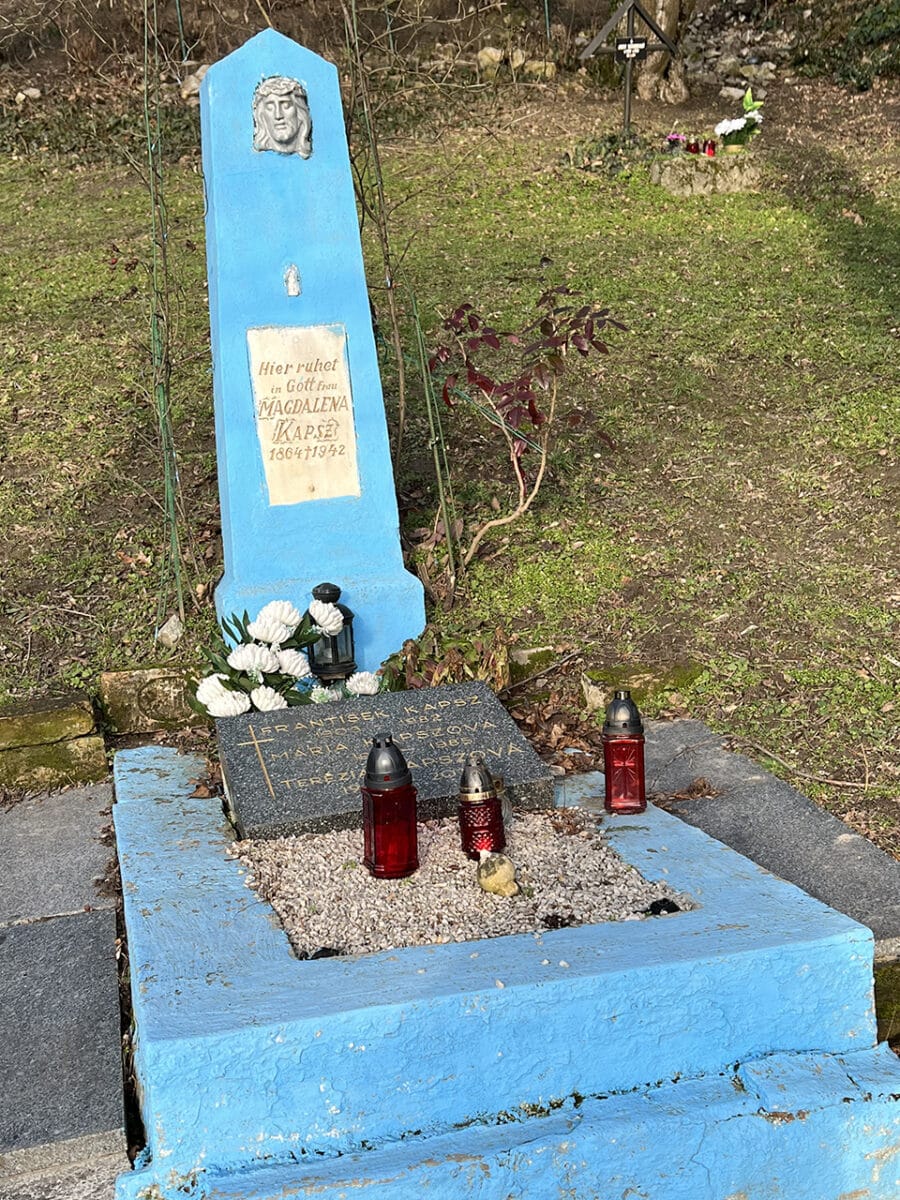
[193,589,387,718]
[714,88,763,148]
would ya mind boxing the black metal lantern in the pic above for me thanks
[307,582,356,683]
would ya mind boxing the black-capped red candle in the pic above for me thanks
[362,732,419,878]
[458,752,505,859]
[602,690,647,814]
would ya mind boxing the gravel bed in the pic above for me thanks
[232,807,693,958]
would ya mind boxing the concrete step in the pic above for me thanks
[124,1045,900,1200]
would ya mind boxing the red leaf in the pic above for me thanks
[442,372,458,406]
[590,340,609,354]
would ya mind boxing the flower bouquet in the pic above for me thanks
[193,596,385,718]
[714,88,763,151]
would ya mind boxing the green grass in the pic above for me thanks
[0,83,897,849]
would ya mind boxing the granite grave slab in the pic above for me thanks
[218,680,553,838]
[2,783,115,924]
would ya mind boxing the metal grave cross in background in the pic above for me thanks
[579,0,677,134]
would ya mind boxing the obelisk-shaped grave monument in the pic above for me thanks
[200,30,424,670]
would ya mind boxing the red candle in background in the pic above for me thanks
[704,139,716,157]
[602,690,646,815]
[362,733,419,879]
[458,752,505,859]
[686,137,701,154]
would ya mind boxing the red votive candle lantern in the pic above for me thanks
[686,136,701,155]
[703,138,716,157]
[602,690,646,814]
[458,752,505,860]
[362,732,419,879]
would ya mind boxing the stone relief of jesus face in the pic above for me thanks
[253,78,312,158]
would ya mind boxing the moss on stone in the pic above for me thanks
[0,734,107,789]
[0,693,95,752]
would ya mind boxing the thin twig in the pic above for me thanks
[728,736,872,790]
[499,649,583,695]
[253,0,274,28]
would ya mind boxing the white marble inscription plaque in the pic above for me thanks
[247,324,360,505]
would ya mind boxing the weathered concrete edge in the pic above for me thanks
[0,1129,127,1185]
[119,1046,900,1200]
[114,747,878,1187]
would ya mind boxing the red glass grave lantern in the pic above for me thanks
[602,690,646,815]
[703,138,716,157]
[686,136,701,155]
[362,733,418,879]
[458,753,505,860]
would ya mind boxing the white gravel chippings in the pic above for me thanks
[231,807,693,959]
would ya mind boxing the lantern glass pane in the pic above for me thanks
[314,637,336,665]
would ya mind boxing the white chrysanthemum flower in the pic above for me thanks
[747,110,762,123]
[196,673,230,709]
[250,685,288,712]
[205,688,251,718]
[227,642,280,674]
[308,598,344,636]
[256,599,302,629]
[310,685,343,704]
[276,648,311,678]
[345,671,380,696]
[714,116,746,137]
[247,615,295,645]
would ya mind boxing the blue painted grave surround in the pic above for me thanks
[200,30,424,669]
[112,746,900,1199]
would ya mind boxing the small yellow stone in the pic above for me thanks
[477,851,519,897]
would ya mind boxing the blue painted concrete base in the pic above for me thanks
[130,1046,900,1199]
[113,747,900,1200]
[215,567,424,675]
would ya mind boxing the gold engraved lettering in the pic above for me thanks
[507,743,526,754]
[240,724,276,800]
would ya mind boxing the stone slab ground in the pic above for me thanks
[644,719,900,961]
[0,783,126,1189]
[113,745,900,1200]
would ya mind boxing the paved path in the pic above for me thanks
[644,720,900,964]
[0,783,126,1198]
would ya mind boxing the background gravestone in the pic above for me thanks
[200,30,424,671]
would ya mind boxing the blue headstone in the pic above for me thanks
[200,29,424,670]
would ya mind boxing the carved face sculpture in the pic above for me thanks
[253,77,312,158]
